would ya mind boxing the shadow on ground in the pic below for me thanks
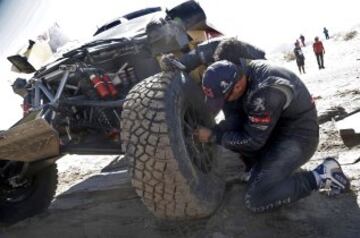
[202,184,360,238]
[2,156,360,238]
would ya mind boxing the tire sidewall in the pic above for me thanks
[165,72,225,208]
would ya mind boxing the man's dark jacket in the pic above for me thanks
[214,60,319,155]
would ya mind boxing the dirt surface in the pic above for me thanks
[1,33,360,238]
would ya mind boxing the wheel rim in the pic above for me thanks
[0,161,34,203]
[182,106,214,174]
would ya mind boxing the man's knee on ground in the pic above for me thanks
[244,180,292,213]
[244,183,271,213]
[244,192,263,213]
[244,191,292,213]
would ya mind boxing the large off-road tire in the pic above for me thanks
[0,163,57,224]
[121,71,225,220]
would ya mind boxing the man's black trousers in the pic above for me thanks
[244,135,319,212]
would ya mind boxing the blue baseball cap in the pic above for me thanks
[202,60,241,113]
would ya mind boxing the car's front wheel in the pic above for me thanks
[121,71,225,220]
[0,161,57,224]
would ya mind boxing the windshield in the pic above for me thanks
[93,7,161,36]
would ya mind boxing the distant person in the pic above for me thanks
[300,34,306,47]
[294,41,305,74]
[323,27,330,39]
[313,36,325,69]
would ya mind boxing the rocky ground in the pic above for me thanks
[1,32,360,238]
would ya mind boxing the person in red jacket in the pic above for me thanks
[313,36,325,69]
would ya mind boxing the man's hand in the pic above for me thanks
[193,127,213,143]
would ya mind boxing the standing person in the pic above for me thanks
[300,34,306,47]
[194,59,349,213]
[323,27,330,39]
[313,36,325,69]
[294,41,305,74]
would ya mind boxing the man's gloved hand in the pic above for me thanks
[193,126,215,143]
[159,53,186,71]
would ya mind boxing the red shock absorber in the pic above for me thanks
[22,94,31,116]
[102,74,118,97]
[89,74,110,98]
[22,101,31,116]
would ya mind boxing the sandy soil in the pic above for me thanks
[1,32,360,238]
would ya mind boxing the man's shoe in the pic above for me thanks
[313,157,350,195]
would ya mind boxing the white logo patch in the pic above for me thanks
[220,80,230,91]
[253,97,265,111]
